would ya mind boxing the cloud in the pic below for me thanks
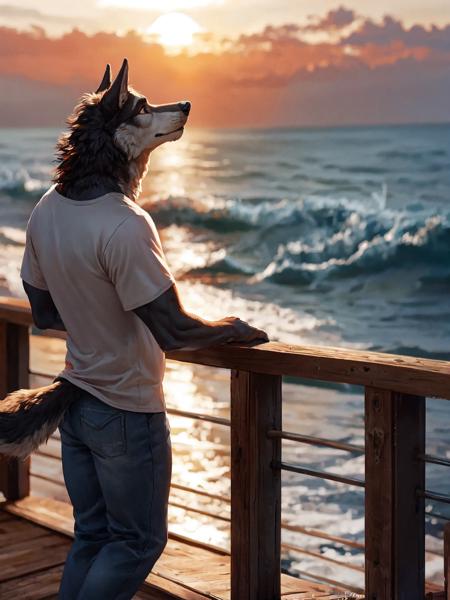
[0,4,92,28]
[342,15,450,51]
[306,6,357,31]
[0,7,449,127]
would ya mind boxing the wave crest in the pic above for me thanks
[161,194,449,285]
[255,210,450,284]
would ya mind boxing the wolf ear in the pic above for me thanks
[100,58,129,114]
[96,63,112,93]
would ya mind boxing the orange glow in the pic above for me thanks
[1,13,449,128]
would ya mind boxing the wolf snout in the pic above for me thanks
[179,101,191,115]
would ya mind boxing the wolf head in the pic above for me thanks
[54,58,190,201]
[98,58,190,157]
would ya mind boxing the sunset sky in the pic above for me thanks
[1,0,450,127]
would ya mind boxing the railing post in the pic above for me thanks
[365,387,425,600]
[0,321,30,500]
[230,369,282,600]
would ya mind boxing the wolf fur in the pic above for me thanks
[54,58,189,202]
[0,58,190,460]
[0,378,79,460]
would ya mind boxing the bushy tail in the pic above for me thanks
[0,377,80,460]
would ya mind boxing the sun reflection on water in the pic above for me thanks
[159,359,232,548]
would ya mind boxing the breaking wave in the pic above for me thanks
[256,210,450,285]
[0,166,50,200]
[152,195,450,286]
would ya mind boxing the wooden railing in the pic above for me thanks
[1,296,450,600]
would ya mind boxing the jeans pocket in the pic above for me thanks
[80,408,127,458]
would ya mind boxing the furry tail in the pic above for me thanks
[0,378,80,460]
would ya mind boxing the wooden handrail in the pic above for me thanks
[1,294,449,599]
[0,297,33,327]
[1,295,450,400]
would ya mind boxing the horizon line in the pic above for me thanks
[1,120,449,132]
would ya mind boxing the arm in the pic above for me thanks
[133,283,268,352]
[22,281,66,331]
[102,212,268,350]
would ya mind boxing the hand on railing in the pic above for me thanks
[223,316,269,345]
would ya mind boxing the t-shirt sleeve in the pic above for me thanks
[20,219,49,290]
[103,212,176,311]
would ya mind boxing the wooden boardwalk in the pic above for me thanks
[0,510,157,599]
[1,496,365,600]
[1,297,449,599]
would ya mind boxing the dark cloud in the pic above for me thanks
[234,8,450,54]
[306,6,357,31]
[343,15,450,51]
[236,7,357,47]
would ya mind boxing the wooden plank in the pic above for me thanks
[144,572,214,600]
[282,573,355,598]
[0,534,70,581]
[230,370,282,600]
[1,296,450,399]
[0,297,32,327]
[3,497,225,600]
[2,496,355,600]
[3,495,75,537]
[365,387,425,600]
[0,513,188,600]
[0,534,69,582]
[0,321,31,500]
[0,514,59,545]
[0,564,65,600]
[169,342,450,400]
[0,526,51,547]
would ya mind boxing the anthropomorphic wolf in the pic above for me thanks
[1,58,268,598]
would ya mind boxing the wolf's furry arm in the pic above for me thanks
[22,281,66,331]
[133,283,269,352]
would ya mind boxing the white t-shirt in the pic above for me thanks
[20,184,176,412]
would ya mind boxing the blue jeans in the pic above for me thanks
[57,387,172,600]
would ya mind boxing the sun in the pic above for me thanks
[146,12,202,49]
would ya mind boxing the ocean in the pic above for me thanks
[1,123,449,589]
